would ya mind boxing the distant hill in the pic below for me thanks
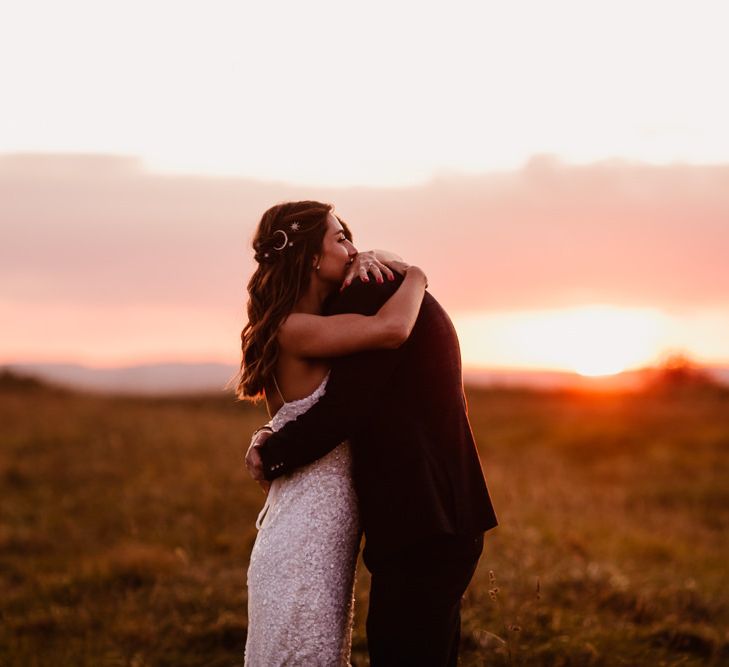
[3,361,729,395]
[2,362,239,395]
[466,365,729,392]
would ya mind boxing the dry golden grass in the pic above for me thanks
[1,375,728,666]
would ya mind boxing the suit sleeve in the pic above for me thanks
[257,276,406,481]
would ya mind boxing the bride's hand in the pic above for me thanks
[341,250,396,291]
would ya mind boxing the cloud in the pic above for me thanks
[4,152,728,315]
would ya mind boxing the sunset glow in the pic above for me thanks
[1,2,728,381]
[454,305,672,376]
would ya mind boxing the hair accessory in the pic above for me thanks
[254,223,301,264]
[272,229,289,251]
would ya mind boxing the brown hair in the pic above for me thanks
[232,200,351,401]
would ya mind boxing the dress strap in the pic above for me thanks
[272,373,287,404]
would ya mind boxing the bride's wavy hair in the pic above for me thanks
[231,200,350,402]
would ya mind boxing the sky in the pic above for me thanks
[2,1,728,374]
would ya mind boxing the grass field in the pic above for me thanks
[1,373,728,666]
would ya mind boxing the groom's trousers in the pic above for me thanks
[365,532,484,667]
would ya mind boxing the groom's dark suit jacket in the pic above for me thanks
[257,275,498,566]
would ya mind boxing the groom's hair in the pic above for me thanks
[232,200,351,401]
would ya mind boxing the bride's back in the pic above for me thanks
[265,351,330,417]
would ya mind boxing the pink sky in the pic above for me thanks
[2,153,728,369]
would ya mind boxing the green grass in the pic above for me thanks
[1,380,728,665]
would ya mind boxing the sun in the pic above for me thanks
[514,304,669,376]
[454,304,670,376]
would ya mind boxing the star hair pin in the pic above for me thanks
[290,221,300,231]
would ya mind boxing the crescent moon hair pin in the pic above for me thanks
[272,229,289,251]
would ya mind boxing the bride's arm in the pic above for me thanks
[277,264,427,358]
[254,278,409,480]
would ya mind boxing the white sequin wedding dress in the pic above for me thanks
[244,374,361,666]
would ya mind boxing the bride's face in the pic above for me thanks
[315,213,357,283]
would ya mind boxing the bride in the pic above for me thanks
[234,200,427,665]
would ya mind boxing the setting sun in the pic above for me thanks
[454,305,670,376]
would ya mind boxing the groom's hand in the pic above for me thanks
[245,429,272,492]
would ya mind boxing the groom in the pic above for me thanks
[246,270,498,666]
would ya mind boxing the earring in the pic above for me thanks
[315,263,321,271]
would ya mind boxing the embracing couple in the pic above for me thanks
[237,200,498,666]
